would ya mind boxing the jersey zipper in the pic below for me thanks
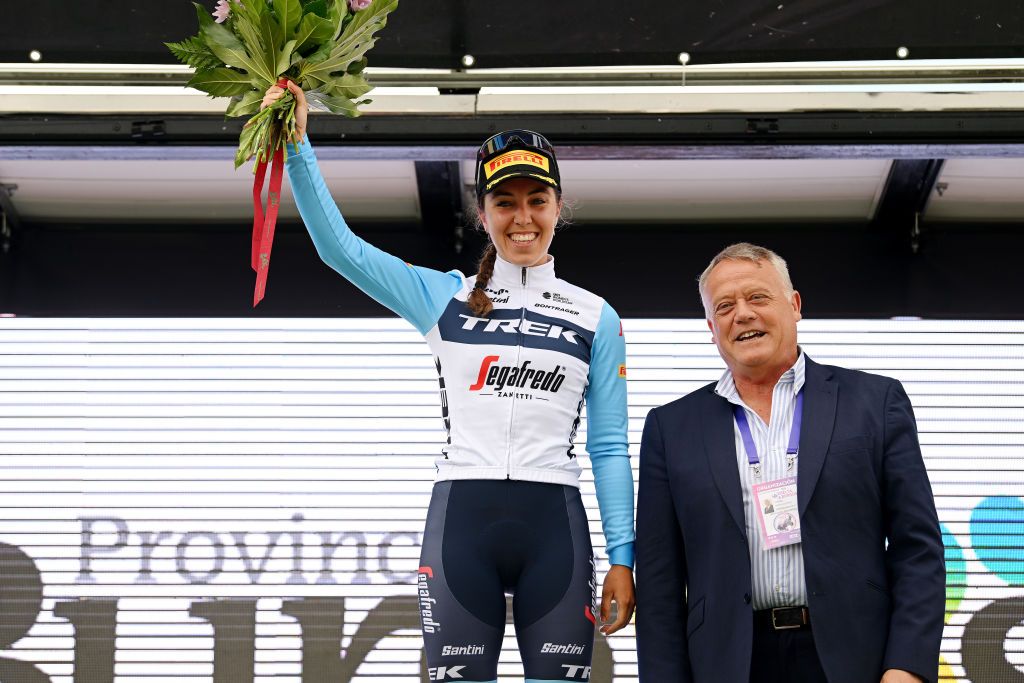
[505,266,528,478]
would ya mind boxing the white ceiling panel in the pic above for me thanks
[927,159,1024,222]
[463,158,892,222]
[0,158,422,223]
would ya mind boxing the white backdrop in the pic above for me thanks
[0,317,1022,682]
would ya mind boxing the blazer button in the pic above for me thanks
[743,593,751,604]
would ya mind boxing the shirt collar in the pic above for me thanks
[491,253,557,285]
[715,348,806,406]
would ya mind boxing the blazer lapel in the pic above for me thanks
[797,356,838,516]
[701,387,747,539]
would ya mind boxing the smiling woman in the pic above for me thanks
[467,130,563,317]
[262,83,636,683]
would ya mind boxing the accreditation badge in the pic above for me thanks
[752,476,801,549]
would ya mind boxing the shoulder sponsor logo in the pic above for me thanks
[534,302,579,315]
[618,364,627,378]
[542,291,574,305]
[478,286,509,304]
[469,356,566,398]
[441,644,485,656]
[484,150,549,179]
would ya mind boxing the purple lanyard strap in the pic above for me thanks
[733,390,804,466]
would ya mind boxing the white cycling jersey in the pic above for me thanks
[286,139,634,566]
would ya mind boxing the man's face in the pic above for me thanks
[703,258,802,378]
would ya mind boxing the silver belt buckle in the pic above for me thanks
[771,607,802,630]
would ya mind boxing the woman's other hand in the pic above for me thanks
[599,564,636,635]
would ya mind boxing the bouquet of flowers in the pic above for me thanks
[167,0,398,305]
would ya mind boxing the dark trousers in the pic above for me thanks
[749,617,829,683]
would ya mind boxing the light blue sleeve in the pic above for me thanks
[586,301,635,568]
[285,138,462,334]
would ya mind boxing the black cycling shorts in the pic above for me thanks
[417,479,597,682]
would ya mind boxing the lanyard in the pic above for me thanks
[733,390,804,468]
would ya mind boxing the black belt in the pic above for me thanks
[754,606,811,631]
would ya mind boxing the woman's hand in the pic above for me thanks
[261,80,309,143]
[599,564,636,635]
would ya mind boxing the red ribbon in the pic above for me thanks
[251,77,291,307]
[251,145,284,307]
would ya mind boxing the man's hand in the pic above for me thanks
[599,565,635,635]
[881,669,925,683]
[260,80,309,143]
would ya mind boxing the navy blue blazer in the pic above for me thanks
[636,356,944,683]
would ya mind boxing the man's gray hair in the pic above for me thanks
[698,243,795,314]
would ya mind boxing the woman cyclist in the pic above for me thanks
[264,81,635,683]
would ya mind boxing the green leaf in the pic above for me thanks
[303,39,334,66]
[227,0,279,85]
[274,0,303,35]
[193,1,215,28]
[259,9,287,74]
[293,12,334,54]
[346,56,367,74]
[188,67,254,97]
[227,2,265,54]
[327,0,349,40]
[275,39,298,78]
[235,110,273,169]
[165,36,223,71]
[323,73,372,99]
[200,17,274,84]
[225,90,264,117]
[307,91,362,116]
[334,0,398,57]
[302,0,330,18]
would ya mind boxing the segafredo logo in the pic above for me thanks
[418,566,441,633]
[469,356,566,397]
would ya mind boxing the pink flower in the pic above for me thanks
[212,0,232,23]
[348,0,372,10]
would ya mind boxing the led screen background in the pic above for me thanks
[0,317,1022,682]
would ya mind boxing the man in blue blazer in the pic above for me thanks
[636,243,944,683]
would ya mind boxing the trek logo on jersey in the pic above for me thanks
[541,642,586,655]
[561,665,592,680]
[469,356,566,396]
[418,566,442,633]
[458,314,580,345]
[429,665,466,680]
[441,644,485,656]
[484,150,549,179]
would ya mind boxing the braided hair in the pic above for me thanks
[466,242,498,316]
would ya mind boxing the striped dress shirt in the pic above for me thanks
[714,352,807,610]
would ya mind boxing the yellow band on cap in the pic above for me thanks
[484,150,550,179]
[485,173,558,192]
